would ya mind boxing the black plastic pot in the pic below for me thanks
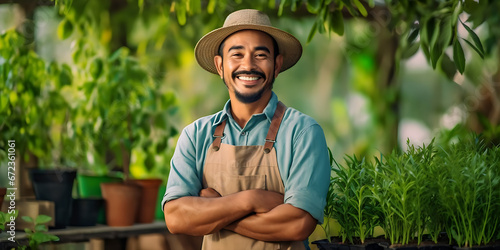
[312,239,384,250]
[70,198,103,226]
[29,169,77,229]
[379,242,453,250]
[312,239,343,250]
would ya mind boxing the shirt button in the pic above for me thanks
[241,131,246,136]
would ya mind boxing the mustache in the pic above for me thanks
[232,70,266,80]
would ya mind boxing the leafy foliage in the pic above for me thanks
[328,135,500,247]
[433,136,500,247]
[18,215,59,250]
[330,154,381,244]
[0,30,74,166]
[0,210,18,231]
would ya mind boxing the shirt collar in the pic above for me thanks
[212,92,279,127]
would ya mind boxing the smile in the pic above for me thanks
[237,76,261,81]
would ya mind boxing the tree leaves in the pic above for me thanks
[460,19,484,58]
[453,39,465,74]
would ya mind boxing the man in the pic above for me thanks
[162,9,330,250]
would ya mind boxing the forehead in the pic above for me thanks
[222,30,275,51]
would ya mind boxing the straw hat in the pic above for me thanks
[195,9,302,74]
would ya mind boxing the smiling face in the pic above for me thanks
[214,30,283,104]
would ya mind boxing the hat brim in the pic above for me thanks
[195,24,302,74]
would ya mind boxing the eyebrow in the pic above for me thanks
[227,45,271,54]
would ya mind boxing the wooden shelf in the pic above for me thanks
[0,220,168,250]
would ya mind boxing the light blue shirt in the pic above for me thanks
[162,92,330,223]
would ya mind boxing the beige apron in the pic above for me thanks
[201,102,305,250]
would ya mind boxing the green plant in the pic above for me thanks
[435,136,500,247]
[0,29,79,168]
[17,215,59,250]
[321,148,337,242]
[72,47,178,177]
[372,140,435,246]
[330,154,382,244]
[0,210,18,231]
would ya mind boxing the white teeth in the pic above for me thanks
[238,76,259,81]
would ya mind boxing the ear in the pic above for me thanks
[214,55,223,78]
[274,54,283,78]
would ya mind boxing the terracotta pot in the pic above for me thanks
[128,179,163,224]
[100,183,141,227]
[77,172,123,224]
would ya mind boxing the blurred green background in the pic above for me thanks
[1,0,499,184]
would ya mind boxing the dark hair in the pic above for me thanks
[218,31,279,59]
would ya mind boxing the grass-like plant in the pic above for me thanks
[330,154,382,244]
[325,134,499,248]
[435,137,500,247]
[372,140,435,246]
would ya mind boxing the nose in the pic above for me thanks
[240,54,257,71]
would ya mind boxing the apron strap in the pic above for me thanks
[211,101,287,153]
[212,120,226,151]
[264,101,287,154]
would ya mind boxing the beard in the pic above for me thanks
[223,69,275,104]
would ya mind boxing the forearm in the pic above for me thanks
[225,204,317,242]
[164,192,252,236]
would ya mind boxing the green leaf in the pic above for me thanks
[429,18,441,50]
[57,18,73,40]
[35,215,52,224]
[407,28,419,44]
[207,0,216,13]
[353,0,367,17]
[31,232,60,244]
[35,224,48,232]
[278,0,287,16]
[462,38,484,59]
[306,0,321,14]
[420,17,434,47]
[452,0,462,24]
[460,19,484,57]
[440,53,457,81]
[307,21,318,44]
[463,0,479,14]
[330,10,344,36]
[453,40,466,74]
[268,0,275,8]
[402,42,420,59]
[175,3,187,26]
[22,216,33,223]
[430,42,442,69]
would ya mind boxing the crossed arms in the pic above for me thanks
[163,188,317,241]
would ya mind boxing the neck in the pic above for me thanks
[229,91,272,128]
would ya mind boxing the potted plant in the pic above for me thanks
[315,134,500,250]
[1,29,80,229]
[71,47,178,226]
[433,136,500,249]
[314,149,384,250]
[373,141,446,249]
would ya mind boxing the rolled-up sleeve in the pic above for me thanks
[161,126,202,210]
[283,124,330,224]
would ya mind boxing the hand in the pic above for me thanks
[199,187,222,198]
[246,189,284,213]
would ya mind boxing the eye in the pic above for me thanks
[256,53,268,58]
